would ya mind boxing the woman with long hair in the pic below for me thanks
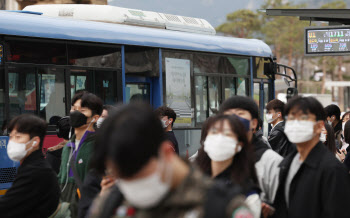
[196,114,260,217]
[321,123,345,162]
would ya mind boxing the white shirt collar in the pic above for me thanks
[272,121,284,130]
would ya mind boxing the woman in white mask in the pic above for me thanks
[321,123,345,162]
[196,114,261,218]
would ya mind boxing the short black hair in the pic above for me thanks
[324,104,341,121]
[344,121,350,145]
[80,93,103,116]
[71,90,89,106]
[285,96,326,121]
[266,99,285,118]
[219,96,259,119]
[8,114,47,148]
[154,106,177,127]
[94,103,165,177]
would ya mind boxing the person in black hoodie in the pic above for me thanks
[266,99,295,157]
[0,114,60,218]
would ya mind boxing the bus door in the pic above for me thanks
[254,79,273,136]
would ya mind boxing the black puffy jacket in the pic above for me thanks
[268,121,296,157]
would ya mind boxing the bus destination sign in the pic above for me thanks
[305,26,350,56]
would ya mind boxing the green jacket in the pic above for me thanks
[57,131,96,218]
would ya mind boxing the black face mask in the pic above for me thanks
[69,111,88,128]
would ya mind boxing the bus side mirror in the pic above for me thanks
[286,88,298,101]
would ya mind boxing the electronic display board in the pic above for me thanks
[305,26,350,56]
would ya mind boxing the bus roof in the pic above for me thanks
[0,11,273,57]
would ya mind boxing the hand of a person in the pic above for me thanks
[337,150,346,162]
[100,176,116,196]
[261,202,275,218]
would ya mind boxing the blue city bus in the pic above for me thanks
[0,9,295,194]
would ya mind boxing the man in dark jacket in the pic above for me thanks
[0,114,60,218]
[266,99,295,157]
[325,104,343,149]
[155,106,179,155]
[272,96,350,218]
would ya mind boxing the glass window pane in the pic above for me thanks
[263,83,270,137]
[194,54,219,74]
[6,39,66,65]
[68,44,121,68]
[8,67,37,118]
[223,77,236,100]
[0,69,6,135]
[70,69,88,97]
[254,83,260,108]
[125,83,150,103]
[94,70,118,105]
[195,76,208,123]
[237,78,247,96]
[125,46,159,77]
[224,57,249,75]
[38,68,65,124]
[208,77,220,115]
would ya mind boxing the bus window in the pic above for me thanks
[94,70,118,105]
[208,77,220,115]
[6,39,66,65]
[237,78,248,96]
[254,82,260,108]
[68,44,121,68]
[8,66,37,118]
[195,76,208,123]
[125,46,159,77]
[223,77,236,100]
[70,70,88,97]
[0,70,5,135]
[125,83,150,103]
[38,68,66,124]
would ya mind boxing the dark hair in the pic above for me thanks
[93,103,165,177]
[324,123,336,154]
[324,104,341,121]
[256,116,263,131]
[8,114,47,148]
[154,106,177,127]
[103,105,115,113]
[196,114,258,189]
[80,93,103,116]
[219,96,259,119]
[266,99,285,118]
[344,121,350,145]
[285,96,326,121]
[71,90,89,106]
[342,111,350,122]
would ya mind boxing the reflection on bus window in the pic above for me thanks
[8,67,37,118]
[125,46,159,77]
[208,77,220,115]
[263,83,270,137]
[125,83,150,103]
[254,83,260,108]
[237,78,247,96]
[95,70,117,105]
[195,76,208,123]
[38,68,65,124]
[0,70,5,135]
[223,77,236,100]
[70,71,87,97]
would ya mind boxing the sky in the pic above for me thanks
[108,0,266,27]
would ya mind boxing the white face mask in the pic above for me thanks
[116,161,171,209]
[161,120,169,128]
[96,117,105,128]
[327,117,334,126]
[204,134,242,161]
[7,139,35,162]
[284,120,315,144]
[319,133,327,142]
[266,113,277,124]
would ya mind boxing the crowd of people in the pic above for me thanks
[1,91,350,218]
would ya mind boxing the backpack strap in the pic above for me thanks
[204,180,243,218]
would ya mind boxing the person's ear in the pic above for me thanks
[32,136,40,149]
[92,114,100,123]
[315,120,324,134]
[251,118,258,130]
[168,118,173,124]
